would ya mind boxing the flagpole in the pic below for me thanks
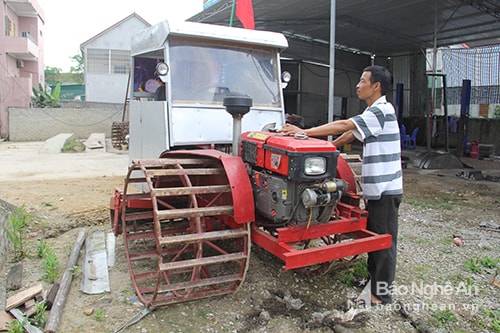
[229,0,236,26]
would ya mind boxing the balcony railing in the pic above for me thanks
[6,35,39,61]
[21,32,38,45]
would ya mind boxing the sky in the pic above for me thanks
[37,0,204,71]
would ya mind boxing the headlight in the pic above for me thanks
[281,71,291,83]
[304,157,326,175]
[155,62,169,76]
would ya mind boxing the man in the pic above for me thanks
[154,78,166,101]
[279,65,403,305]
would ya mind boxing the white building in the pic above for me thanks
[80,13,150,103]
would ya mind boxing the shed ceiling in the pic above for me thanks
[189,0,500,59]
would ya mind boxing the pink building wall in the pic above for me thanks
[0,0,45,139]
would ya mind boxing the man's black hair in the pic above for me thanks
[363,65,392,96]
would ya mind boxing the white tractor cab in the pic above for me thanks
[128,20,290,161]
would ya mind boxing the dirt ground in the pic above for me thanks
[0,141,499,333]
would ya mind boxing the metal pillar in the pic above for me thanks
[395,83,404,126]
[327,0,336,141]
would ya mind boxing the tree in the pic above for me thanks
[45,66,62,86]
[31,83,61,108]
[69,54,84,83]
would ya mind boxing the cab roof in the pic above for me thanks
[131,20,288,56]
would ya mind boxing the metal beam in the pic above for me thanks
[461,0,500,19]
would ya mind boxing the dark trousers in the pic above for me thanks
[366,194,402,303]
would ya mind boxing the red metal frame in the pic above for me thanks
[251,202,392,270]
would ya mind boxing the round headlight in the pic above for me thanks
[304,157,326,175]
[155,62,169,76]
[281,71,292,83]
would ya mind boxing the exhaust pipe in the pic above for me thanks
[223,93,252,156]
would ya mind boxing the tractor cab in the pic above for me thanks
[128,20,289,161]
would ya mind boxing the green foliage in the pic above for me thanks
[70,265,82,276]
[31,83,61,108]
[479,256,499,269]
[482,308,500,332]
[29,301,47,328]
[36,238,50,259]
[70,54,84,78]
[6,205,30,261]
[44,66,62,86]
[335,260,369,288]
[464,256,499,273]
[42,249,61,283]
[431,309,458,328]
[7,318,25,333]
[93,309,105,322]
[352,260,369,279]
[464,258,482,273]
[61,138,85,153]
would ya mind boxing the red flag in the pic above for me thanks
[236,0,255,29]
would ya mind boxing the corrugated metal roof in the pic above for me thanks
[190,0,500,62]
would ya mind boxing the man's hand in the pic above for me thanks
[278,123,303,136]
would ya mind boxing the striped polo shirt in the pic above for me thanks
[350,96,403,200]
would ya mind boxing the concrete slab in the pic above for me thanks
[84,133,106,152]
[40,133,75,154]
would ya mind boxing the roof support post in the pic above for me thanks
[328,0,336,141]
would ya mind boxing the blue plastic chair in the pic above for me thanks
[400,124,407,148]
[403,127,419,150]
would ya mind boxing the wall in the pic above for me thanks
[8,103,126,141]
[82,15,150,103]
[0,200,16,268]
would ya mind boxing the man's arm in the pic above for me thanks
[332,130,355,147]
[279,119,356,137]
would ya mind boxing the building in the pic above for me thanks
[80,13,150,103]
[0,0,45,138]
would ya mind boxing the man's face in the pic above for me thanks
[356,71,379,102]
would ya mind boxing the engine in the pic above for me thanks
[240,131,345,225]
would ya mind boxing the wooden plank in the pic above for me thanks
[24,299,36,318]
[5,284,43,311]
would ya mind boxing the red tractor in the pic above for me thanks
[110,20,391,309]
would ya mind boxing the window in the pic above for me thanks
[6,17,16,37]
[111,50,130,74]
[169,40,281,106]
[87,49,130,74]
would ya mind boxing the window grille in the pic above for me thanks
[87,49,130,74]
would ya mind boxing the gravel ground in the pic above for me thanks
[0,142,499,333]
